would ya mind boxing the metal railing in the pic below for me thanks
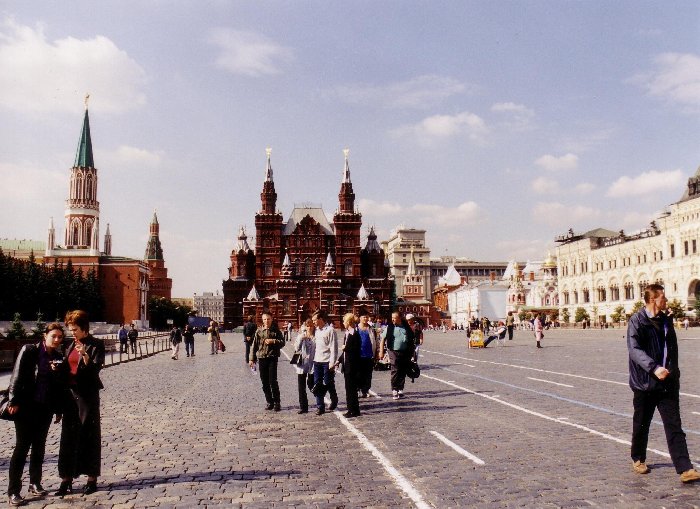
[99,332,172,368]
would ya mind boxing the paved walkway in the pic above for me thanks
[0,329,699,508]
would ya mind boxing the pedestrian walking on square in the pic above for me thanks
[312,310,339,415]
[56,310,105,497]
[127,324,138,354]
[169,326,182,360]
[627,284,700,483]
[379,311,415,400]
[336,313,362,418]
[6,323,67,507]
[534,313,543,348]
[208,321,220,355]
[243,315,257,364]
[249,312,285,411]
[293,318,316,414]
[506,311,515,340]
[357,311,379,398]
[117,324,128,353]
[182,324,195,357]
[406,313,423,363]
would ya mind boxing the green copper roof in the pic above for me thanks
[74,109,94,168]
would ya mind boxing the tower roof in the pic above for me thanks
[151,210,159,225]
[343,148,351,183]
[363,226,382,253]
[74,108,95,168]
[265,147,273,182]
[406,246,417,275]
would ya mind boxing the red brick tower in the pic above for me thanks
[333,149,362,282]
[144,211,172,300]
[254,148,284,293]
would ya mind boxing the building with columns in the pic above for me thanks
[555,167,700,323]
[222,149,393,328]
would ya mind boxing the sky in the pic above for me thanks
[1,1,699,297]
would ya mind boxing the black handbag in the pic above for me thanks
[0,390,15,421]
[289,352,301,365]
[407,362,420,382]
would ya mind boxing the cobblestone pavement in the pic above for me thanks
[1,328,699,508]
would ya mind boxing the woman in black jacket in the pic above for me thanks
[336,313,362,418]
[6,323,66,507]
[55,310,105,497]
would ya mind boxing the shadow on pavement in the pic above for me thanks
[104,469,301,490]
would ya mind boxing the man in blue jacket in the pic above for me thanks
[627,284,699,483]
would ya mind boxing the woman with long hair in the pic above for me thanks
[6,323,66,506]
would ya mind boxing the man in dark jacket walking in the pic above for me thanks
[242,315,257,365]
[627,283,699,483]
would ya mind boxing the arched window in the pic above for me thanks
[344,259,353,276]
[264,259,273,276]
[305,258,312,276]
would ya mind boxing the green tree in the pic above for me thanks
[148,297,193,330]
[574,307,590,323]
[631,301,644,314]
[610,305,626,324]
[561,308,570,324]
[31,311,46,339]
[667,299,686,320]
[7,312,27,340]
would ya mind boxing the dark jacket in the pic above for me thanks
[65,335,105,395]
[243,321,257,341]
[338,328,362,375]
[8,342,65,414]
[170,328,182,344]
[627,309,680,392]
[250,326,284,362]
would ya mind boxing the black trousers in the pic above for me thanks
[358,357,374,394]
[244,340,252,363]
[507,325,514,340]
[344,371,360,415]
[8,404,53,496]
[631,388,692,473]
[297,372,313,411]
[388,350,411,391]
[258,357,280,405]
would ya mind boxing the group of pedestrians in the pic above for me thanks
[116,324,138,354]
[246,309,418,418]
[6,310,104,506]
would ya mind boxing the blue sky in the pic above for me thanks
[1,1,699,297]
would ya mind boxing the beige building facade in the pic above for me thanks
[555,167,700,323]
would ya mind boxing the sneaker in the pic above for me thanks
[680,468,700,483]
[392,390,399,400]
[397,390,404,398]
[8,494,25,507]
[28,484,48,496]
[632,460,650,474]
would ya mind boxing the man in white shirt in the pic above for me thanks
[311,310,339,415]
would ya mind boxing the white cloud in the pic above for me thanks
[531,177,559,194]
[606,169,684,197]
[534,153,579,172]
[358,198,482,229]
[331,75,468,109]
[391,111,488,147]
[635,52,700,110]
[531,201,601,228]
[574,182,595,194]
[207,28,294,77]
[495,238,551,262]
[491,102,534,117]
[102,145,164,168]
[0,18,147,113]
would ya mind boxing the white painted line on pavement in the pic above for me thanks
[422,373,700,469]
[421,349,700,399]
[527,377,574,388]
[429,431,485,465]
[455,362,476,368]
[693,411,700,416]
[336,412,431,509]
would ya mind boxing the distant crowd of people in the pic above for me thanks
[243,309,423,417]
